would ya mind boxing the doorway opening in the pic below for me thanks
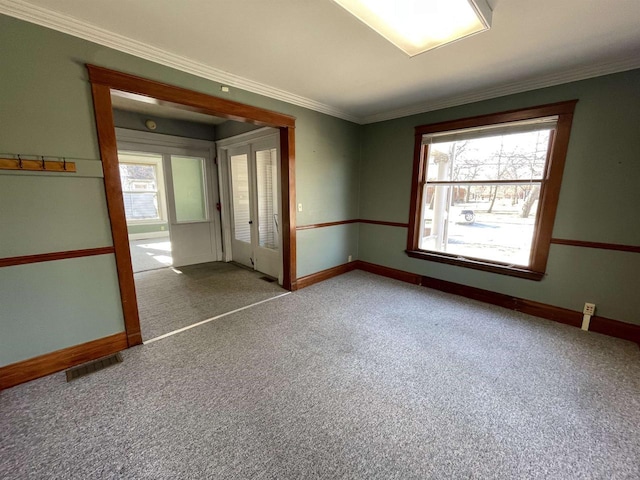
[119,150,172,272]
[115,126,222,274]
[218,128,282,281]
[114,122,286,342]
[88,65,297,347]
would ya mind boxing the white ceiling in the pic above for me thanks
[3,0,640,124]
[111,90,226,126]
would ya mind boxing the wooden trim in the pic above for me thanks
[419,275,581,327]
[414,100,578,136]
[405,249,545,281]
[354,260,639,346]
[90,82,143,348]
[0,247,114,268]
[407,136,426,251]
[281,126,296,290]
[355,260,422,285]
[296,262,358,290]
[88,65,297,339]
[407,100,577,278]
[289,258,639,345]
[296,219,409,230]
[427,179,543,186]
[0,332,128,390]
[0,157,76,173]
[550,238,640,253]
[87,65,296,128]
[420,274,640,344]
[127,331,143,346]
[297,219,359,230]
[358,219,410,228]
[589,316,640,345]
[530,112,574,273]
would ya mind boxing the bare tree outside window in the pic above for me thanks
[407,102,576,279]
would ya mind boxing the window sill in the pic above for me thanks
[405,249,545,281]
[126,220,166,225]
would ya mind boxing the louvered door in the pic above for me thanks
[228,137,280,278]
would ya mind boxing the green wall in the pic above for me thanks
[215,120,263,141]
[0,15,361,367]
[1,12,637,369]
[359,69,640,325]
[113,109,216,141]
[127,223,169,236]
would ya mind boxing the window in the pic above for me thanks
[256,148,279,250]
[407,101,577,280]
[170,155,208,223]
[118,152,166,223]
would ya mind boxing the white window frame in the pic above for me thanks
[118,152,167,225]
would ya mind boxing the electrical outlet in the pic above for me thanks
[348,255,352,262]
[298,203,303,212]
[583,303,596,316]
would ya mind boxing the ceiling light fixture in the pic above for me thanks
[333,0,492,57]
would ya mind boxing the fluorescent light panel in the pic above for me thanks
[334,0,492,57]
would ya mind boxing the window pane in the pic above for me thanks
[119,164,158,191]
[170,156,207,222]
[122,192,160,221]
[118,155,163,222]
[425,129,551,183]
[256,148,278,250]
[230,154,251,243]
[420,184,541,266]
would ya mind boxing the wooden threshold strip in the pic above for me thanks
[550,238,640,253]
[0,246,115,268]
[0,332,128,390]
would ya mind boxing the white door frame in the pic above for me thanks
[216,127,282,282]
[116,128,222,262]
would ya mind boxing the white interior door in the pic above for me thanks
[227,136,281,279]
[253,141,280,278]
[229,146,254,270]
[165,152,217,267]
[117,130,222,269]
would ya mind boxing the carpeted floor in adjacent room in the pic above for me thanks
[136,261,286,341]
[1,271,639,479]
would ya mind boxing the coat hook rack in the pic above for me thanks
[0,154,77,173]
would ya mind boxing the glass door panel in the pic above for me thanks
[170,155,207,223]
[255,148,278,250]
[166,153,216,267]
[230,153,251,243]
[225,135,280,279]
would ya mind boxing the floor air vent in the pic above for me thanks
[65,353,123,382]
[259,276,277,283]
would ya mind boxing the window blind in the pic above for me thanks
[422,116,558,145]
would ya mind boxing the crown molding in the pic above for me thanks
[2,0,639,127]
[361,54,640,124]
[0,0,360,124]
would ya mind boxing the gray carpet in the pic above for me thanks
[129,237,172,273]
[135,262,285,341]
[1,271,639,479]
